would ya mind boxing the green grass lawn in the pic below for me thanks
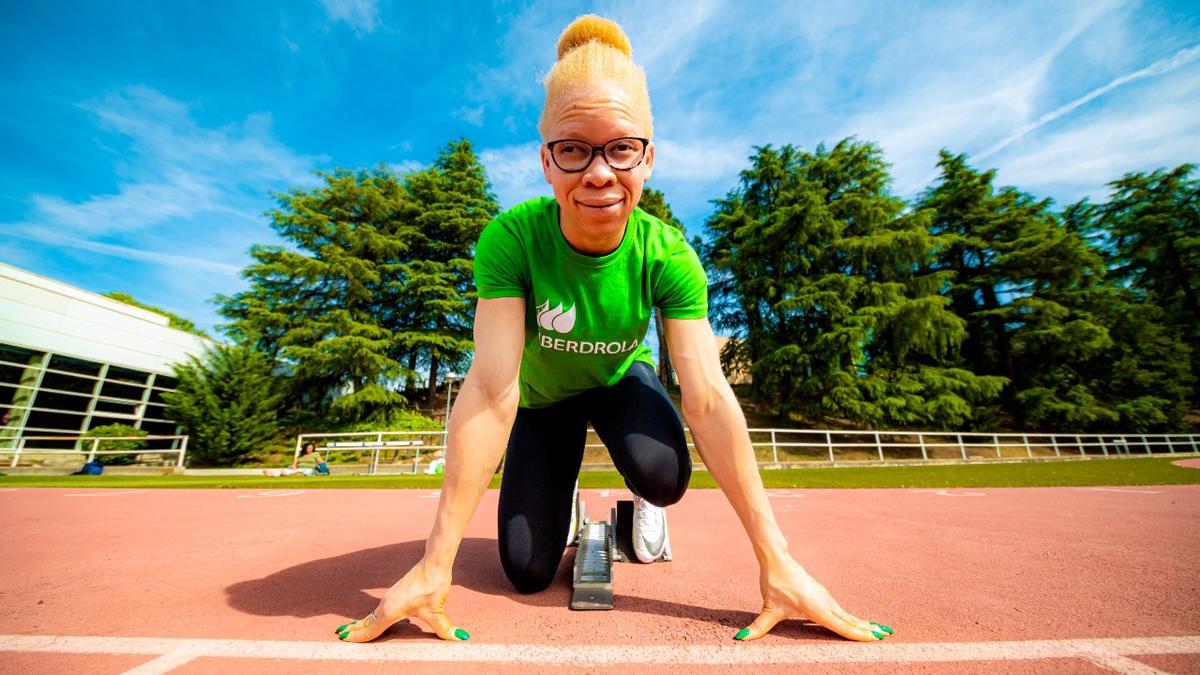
[1,456,1196,489]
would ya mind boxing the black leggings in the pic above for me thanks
[498,361,691,594]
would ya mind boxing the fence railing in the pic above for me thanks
[1,434,190,468]
[298,428,1200,474]
[296,430,447,475]
[736,429,1199,464]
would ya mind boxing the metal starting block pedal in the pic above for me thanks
[570,498,670,611]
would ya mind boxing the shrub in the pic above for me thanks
[163,345,283,467]
[85,424,147,466]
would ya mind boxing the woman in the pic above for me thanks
[263,441,330,477]
[335,15,891,644]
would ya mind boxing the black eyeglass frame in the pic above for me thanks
[544,137,651,173]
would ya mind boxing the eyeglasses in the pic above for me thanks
[545,137,649,173]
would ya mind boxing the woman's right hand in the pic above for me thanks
[334,558,469,643]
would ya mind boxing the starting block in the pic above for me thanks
[569,496,671,610]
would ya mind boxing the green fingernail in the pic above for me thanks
[335,624,348,633]
[873,623,893,635]
[734,628,750,641]
[338,633,348,640]
[872,631,885,639]
[455,628,470,641]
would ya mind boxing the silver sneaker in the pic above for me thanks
[632,495,671,563]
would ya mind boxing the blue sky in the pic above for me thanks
[3,0,1199,337]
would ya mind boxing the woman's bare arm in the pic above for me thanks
[665,316,889,642]
[336,296,525,643]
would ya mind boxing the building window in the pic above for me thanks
[1,342,185,462]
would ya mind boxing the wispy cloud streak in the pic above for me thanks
[978,43,1200,162]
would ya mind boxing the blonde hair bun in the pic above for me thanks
[556,14,632,60]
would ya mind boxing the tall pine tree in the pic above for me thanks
[1098,164,1200,399]
[707,140,1003,428]
[216,140,498,425]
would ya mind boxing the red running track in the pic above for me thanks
[0,485,1198,673]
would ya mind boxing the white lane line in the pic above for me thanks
[767,491,805,498]
[236,490,306,499]
[0,488,20,492]
[1083,653,1170,674]
[596,490,632,499]
[121,649,198,674]
[1087,488,1162,494]
[418,490,441,499]
[935,490,985,497]
[64,490,146,498]
[1,635,1197,666]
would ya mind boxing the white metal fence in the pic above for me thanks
[297,428,1200,474]
[1,434,190,468]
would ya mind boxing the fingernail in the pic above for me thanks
[338,633,348,641]
[454,628,470,641]
[873,623,893,635]
[335,624,348,633]
[734,628,750,641]
[872,631,885,639]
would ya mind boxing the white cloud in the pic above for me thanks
[992,70,1200,203]
[3,85,324,309]
[12,227,241,275]
[320,0,380,36]
[387,159,425,175]
[652,138,748,183]
[978,43,1200,163]
[453,104,485,127]
[478,142,545,208]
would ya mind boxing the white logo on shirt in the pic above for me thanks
[536,299,576,334]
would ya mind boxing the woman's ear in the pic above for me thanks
[540,144,554,184]
[642,141,654,182]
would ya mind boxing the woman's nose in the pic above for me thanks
[580,153,617,187]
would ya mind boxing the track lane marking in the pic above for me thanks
[1083,653,1171,674]
[121,649,198,674]
[913,489,986,497]
[64,490,147,498]
[2,634,1197,666]
[236,490,306,499]
[1086,488,1161,494]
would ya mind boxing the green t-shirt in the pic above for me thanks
[474,196,708,408]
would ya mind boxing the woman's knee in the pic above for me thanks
[631,461,690,507]
[498,515,564,594]
[499,546,560,594]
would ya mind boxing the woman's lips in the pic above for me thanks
[577,198,624,212]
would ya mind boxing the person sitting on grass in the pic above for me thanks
[424,450,446,475]
[263,442,330,477]
[333,14,891,645]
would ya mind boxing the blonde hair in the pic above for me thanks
[538,15,653,139]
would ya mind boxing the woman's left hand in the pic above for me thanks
[735,555,893,642]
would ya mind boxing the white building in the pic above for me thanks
[0,262,211,453]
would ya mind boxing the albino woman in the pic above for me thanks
[335,15,892,644]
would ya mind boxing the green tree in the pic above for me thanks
[103,292,210,339]
[920,152,1113,429]
[398,139,500,404]
[217,166,413,424]
[638,186,686,387]
[919,153,1192,431]
[707,140,1004,429]
[1097,164,1200,396]
[216,139,498,425]
[162,344,283,467]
